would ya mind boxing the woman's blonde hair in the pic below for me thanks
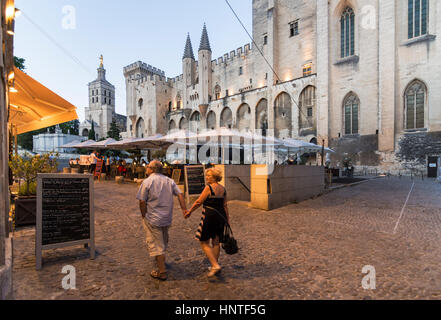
[206,168,222,182]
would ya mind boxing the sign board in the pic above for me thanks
[184,165,206,203]
[172,169,182,184]
[36,174,95,270]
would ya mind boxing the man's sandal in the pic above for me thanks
[150,270,168,281]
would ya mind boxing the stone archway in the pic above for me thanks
[237,103,251,132]
[256,99,268,136]
[274,92,292,139]
[220,107,233,129]
[82,128,89,137]
[136,117,145,138]
[179,117,188,130]
[169,120,176,131]
[190,111,201,132]
[206,111,216,130]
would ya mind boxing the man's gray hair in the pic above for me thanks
[149,160,163,173]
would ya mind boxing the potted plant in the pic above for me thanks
[9,152,58,227]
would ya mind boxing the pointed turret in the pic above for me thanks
[183,34,195,60]
[198,24,212,105]
[199,23,211,52]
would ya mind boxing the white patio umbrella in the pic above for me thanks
[70,140,97,148]
[124,134,167,150]
[86,138,118,149]
[106,137,143,150]
[59,140,83,148]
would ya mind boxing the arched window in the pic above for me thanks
[220,107,233,129]
[299,86,316,130]
[176,93,182,110]
[168,101,172,112]
[343,93,359,135]
[405,80,426,129]
[274,92,292,139]
[341,7,355,58]
[214,85,221,100]
[138,98,143,110]
[408,0,428,39]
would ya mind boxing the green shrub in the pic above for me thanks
[18,181,37,196]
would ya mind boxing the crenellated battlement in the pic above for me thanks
[123,61,166,78]
[211,43,253,67]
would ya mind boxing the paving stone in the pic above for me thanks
[10,178,441,299]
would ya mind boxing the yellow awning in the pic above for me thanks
[9,67,78,134]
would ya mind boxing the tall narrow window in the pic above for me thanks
[289,20,299,37]
[341,7,355,58]
[239,67,243,76]
[343,94,359,135]
[263,34,268,45]
[405,80,426,129]
[408,0,428,39]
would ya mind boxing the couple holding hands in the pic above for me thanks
[137,160,230,281]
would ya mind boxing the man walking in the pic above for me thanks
[136,160,187,281]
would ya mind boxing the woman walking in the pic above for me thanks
[185,168,230,277]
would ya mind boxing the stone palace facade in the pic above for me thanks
[123,0,440,171]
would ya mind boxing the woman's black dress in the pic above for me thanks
[195,184,227,242]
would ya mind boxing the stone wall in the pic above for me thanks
[251,165,324,211]
[215,165,251,202]
[396,131,441,168]
[329,134,379,166]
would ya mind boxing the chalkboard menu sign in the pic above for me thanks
[36,174,95,270]
[184,165,206,202]
[41,178,90,245]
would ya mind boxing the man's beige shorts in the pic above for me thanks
[142,219,170,257]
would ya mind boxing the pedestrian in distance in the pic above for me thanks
[185,168,230,277]
[137,160,187,281]
[89,150,99,174]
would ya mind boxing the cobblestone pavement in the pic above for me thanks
[11,177,441,300]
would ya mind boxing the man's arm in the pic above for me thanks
[177,194,187,217]
[139,200,147,218]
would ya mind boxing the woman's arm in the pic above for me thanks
[187,186,211,216]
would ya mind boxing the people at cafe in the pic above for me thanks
[136,160,187,281]
[185,168,230,278]
[89,150,99,173]
[105,157,111,179]
[117,160,127,177]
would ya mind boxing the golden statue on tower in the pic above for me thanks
[99,55,103,68]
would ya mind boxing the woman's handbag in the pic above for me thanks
[205,205,239,255]
[222,224,238,255]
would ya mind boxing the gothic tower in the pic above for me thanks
[183,33,196,88]
[198,24,212,106]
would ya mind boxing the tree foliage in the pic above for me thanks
[107,119,121,141]
[14,56,26,71]
[88,121,96,140]
[9,152,59,196]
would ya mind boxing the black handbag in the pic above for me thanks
[205,205,239,255]
[222,224,238,255]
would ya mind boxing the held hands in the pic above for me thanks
[183,209,191,219]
